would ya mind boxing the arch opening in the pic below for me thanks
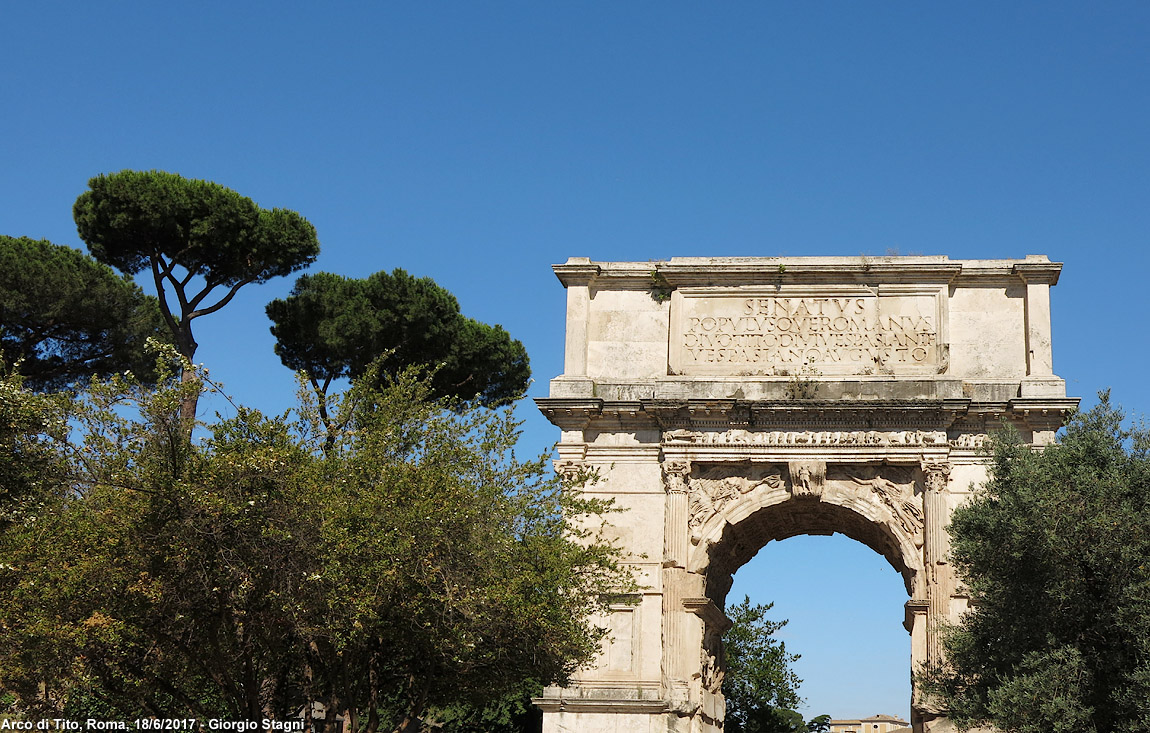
[703,492,918,608]
[693,481,920,727]
[727,534,913,721]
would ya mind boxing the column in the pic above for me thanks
[921,461,952,665]
[663,460,691,569]
[661,459,692,689]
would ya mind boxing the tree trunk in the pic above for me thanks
[177,334,199,435]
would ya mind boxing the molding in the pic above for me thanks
[531,698,669,714]
[537,396,1079,438]
[1009,397,1081,428]
[1012,260,1063,285]
[551,256,1063,289]
[904,598,929,632]
[683,597,733,632]
[551,259,602,287]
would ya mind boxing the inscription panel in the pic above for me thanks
[669,287,947,377]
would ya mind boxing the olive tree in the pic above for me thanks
[918,394,1150,733]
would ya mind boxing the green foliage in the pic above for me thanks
[266,269,530,409]
[648,269,673,303]
[0,236,170,391]
[723,596,812,733]
[0,367,68,531]
[918,393,1150,733]
[0,367,629,732]
[74,169,319,426]
[418,677,542,732]
[74,170,319,290]
[73,169,318,362]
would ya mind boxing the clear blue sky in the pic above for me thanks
[4,2,1149,721]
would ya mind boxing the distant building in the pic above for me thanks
[829,714,910,733]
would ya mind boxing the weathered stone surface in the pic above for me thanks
[536,256,1076,733]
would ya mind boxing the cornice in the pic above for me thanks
[657,259,963,287]
[683,597,732,632]
[551,258,602,287]
[1012,260,1063,286]
[536,395,1079,435]
[1009,397,1081,428]
[550,256,1062,289]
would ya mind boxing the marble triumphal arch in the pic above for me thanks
[534,257,1077,733]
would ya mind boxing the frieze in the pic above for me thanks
[950,433,988,448]
[664,428,949,447]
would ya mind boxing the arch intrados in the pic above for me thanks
[689,482,922,604]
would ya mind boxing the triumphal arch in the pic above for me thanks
[534,256,1077,733]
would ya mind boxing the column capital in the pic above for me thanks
[921,461,952,493]
[662,460,692,493]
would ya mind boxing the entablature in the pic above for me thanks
[536,396,1078,438]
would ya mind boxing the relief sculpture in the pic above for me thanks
[664,429,949,447]
[787,460,825,499]
[687,464,784,542]
[829,465,923,545]
[700,627,724,694]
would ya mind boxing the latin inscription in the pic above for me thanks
[676,295,941,374]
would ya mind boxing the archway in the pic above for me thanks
[657,448,938,732]
[726,533,912,722]
[534,255,1076,733]
[684,462,922,729]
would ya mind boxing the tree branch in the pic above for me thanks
[188,279,252,321]
[150,258,183,342]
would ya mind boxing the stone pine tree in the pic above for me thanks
[73,170,320,425]
[266,269,530,443]
[0,235,170,391]
[918,394,1150,733]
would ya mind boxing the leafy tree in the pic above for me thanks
[0,363,628,732]
[0,235,170,391]
[424,678,543,733]
[266,270,529,444]
[918,394,1150,733]
[73,170,319,424]
[0,366,68,531]
[724,596,827,733]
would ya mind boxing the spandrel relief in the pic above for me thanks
[826,465,923,545]
[687,464,784,542]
